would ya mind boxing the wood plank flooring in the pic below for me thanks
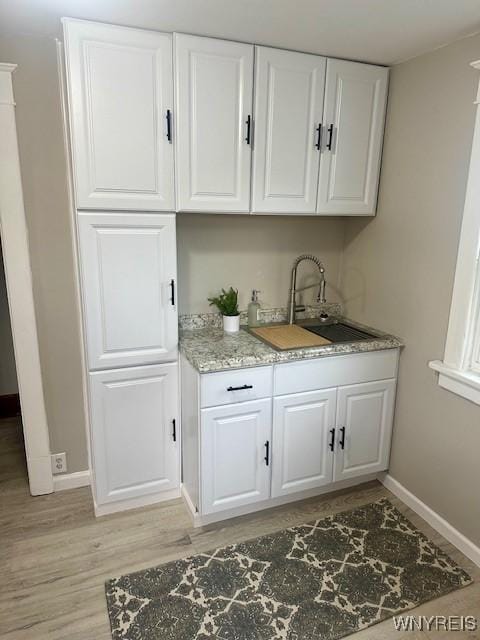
[0,417,478,639]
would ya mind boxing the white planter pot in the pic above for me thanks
[223,314,240,333]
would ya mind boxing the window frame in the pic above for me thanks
[429,60,480,405]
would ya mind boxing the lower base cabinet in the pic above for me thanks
[89,362,180,507]
[334,379,396,481]
[273,379,396,496]
[181,349,399,524]
[272,388,336,497]
[201,398,272,514]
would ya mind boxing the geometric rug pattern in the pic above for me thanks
[106,498,472,640]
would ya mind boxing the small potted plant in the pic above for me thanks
[208,287,240,333]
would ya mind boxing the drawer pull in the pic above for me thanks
[264,440,270,466]
[339,426,345,450]
[329,428,336,452]
[226,384,253,392]
[172,418,177,442]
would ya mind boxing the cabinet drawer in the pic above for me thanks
[200,366,273,408]
[274,349,399,396]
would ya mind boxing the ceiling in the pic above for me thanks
[1,0,480,65]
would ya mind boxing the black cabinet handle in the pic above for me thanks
[315,123,322,151]
[166,109,172,143]
[326,124,334,150]
[329,428,336,452]
[226,384,253,392]
[245,115,252,144]
[170,279,175,306]
[172,418,176,442]
[339,426,345,450]
[264,440,270,466]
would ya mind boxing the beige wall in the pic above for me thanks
[340,33,480,545]
[177,214,345,314]
[0,34,88,471]
[0,243,18,396]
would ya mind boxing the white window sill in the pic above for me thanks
[429,360,480,406]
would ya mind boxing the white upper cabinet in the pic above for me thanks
[174,34,254,212]
[252,47,326,214]
[78,212,177,370]
[64,19,175,211]
[64,20,388,216]
[317,59,388,215]
[334,379,395,481]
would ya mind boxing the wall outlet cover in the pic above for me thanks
[51,452,67,475]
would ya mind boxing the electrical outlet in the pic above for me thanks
[51,452,67,475]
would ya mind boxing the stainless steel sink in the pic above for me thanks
[299,320,377,343]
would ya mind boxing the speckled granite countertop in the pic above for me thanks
[179,316,403,374]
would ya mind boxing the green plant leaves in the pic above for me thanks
[208,287,239,316]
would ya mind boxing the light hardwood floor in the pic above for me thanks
[0,416,478,639]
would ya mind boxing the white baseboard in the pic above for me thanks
[379,473,480,567]
[94,487,181,517]
[183,474,379,528]
[53,469,90,491]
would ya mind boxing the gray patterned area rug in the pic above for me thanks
[105,498,472,640]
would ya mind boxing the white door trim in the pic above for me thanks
[0,63,53,495]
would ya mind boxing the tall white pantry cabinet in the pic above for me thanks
[63,19,180,514]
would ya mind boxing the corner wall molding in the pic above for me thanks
[379,473,480,567]
[53,469,90,491]
[0,60,53,495]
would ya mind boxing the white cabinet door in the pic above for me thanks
[64,19,175,210]
[252,47,326,214]
[89,362,179,505]
[272,389,335,497]
[201,399,271,514]
[78,212,177,370]
[317,59,388,215]
[174,34,254,212]
[334,379,396,481]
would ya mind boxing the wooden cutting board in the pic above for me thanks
[251,324,331,350]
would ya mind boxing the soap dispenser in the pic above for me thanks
[248,290,261,327]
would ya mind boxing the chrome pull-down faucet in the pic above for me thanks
[287,254,326,324]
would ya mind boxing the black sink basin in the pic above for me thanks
[304,322,376,343]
